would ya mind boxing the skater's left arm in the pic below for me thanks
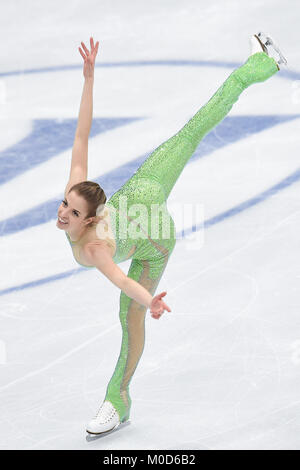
[65,37,99,195]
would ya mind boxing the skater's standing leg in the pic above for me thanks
[86,238,175,433]
[104,244,173,422]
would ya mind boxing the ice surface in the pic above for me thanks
[0,0,300,450]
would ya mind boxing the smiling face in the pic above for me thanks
[56,190,93,237]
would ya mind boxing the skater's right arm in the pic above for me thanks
[83,242,153,308]
[83,243,172,318]
[65,37,100,196]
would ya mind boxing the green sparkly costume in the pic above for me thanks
[66,52,279,422]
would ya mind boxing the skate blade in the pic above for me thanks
[86,418,130,437]
[253,34,268,55]
[86,422,120,436]
[257,31,288,67]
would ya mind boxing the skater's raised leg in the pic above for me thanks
[127,33,282,201]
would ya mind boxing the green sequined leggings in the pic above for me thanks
[104,52,279,421]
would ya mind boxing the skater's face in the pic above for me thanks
[56,190,93,233]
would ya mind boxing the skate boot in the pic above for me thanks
[86,400,121,435]
[233,32,285,89]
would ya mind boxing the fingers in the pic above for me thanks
[150,290,171,319]
[151,312,162,320]
[78,47,86,61]
[90,37,99,55]
[151,306,167,319]
[81,41,90,56]
[80,38,99,65]
[154,291,166,301]
[92,40,99,58]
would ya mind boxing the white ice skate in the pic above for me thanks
[250,31,287,69]
[86,400,121,435]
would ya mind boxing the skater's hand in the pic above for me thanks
[150,291,171,320]
[78,37,100,79]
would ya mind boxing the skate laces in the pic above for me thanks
[93,400,118,424]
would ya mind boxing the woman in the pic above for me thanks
[57,34,285,435]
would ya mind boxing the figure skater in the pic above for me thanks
[56,34,286,435]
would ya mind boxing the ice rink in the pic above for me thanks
[0,0,300,450]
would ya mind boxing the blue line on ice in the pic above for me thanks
[0,117,142,185]
[0,59,298,81]
[0,115,298,236]
[1,164,300,297]
[1,59,299,295]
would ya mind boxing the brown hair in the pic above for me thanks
[69,181,107,222]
